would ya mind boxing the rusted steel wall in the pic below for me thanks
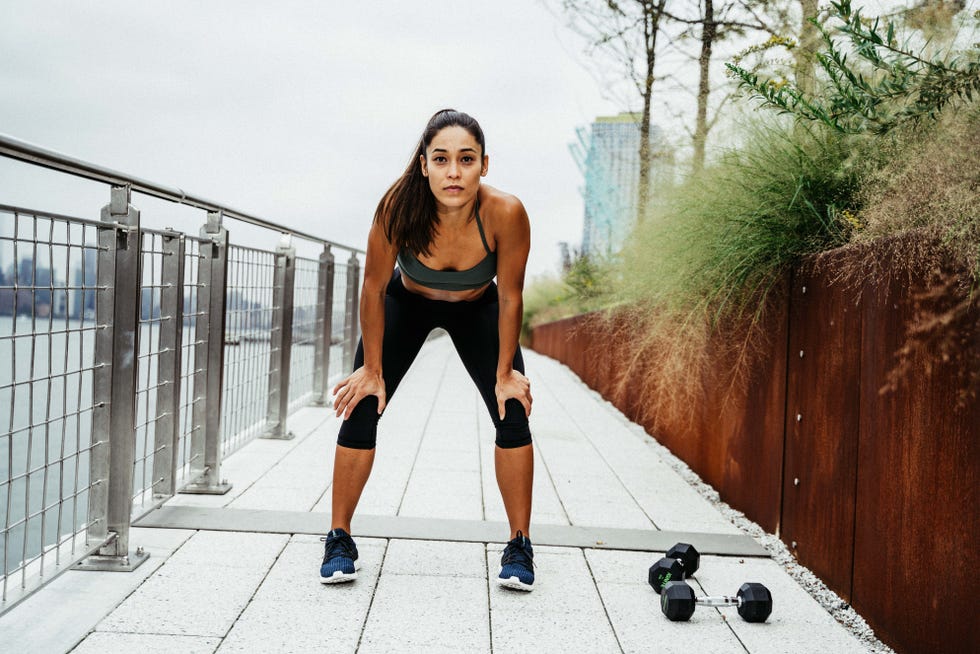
[851,245,980,654]
[529,239,979,654]
[530,283,789,534]
[782,255,863,601]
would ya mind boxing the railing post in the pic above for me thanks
[342,252,360,374]
[75,185,149,571]
[311,244,335,406]
[180,211,232,494]
[262,234,296,439]
[152,230,185,499]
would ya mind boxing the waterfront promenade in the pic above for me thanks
[0,335,878,653]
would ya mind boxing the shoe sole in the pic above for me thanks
[496,576,534,592]
[319,561,361,584]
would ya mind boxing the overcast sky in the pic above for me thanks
[0,0,626,278]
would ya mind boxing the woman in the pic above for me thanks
[320,109,536,591]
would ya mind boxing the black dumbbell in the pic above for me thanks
[648,542,701,594]
[660,580,773,623]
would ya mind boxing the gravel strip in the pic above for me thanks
[564,368,897,654]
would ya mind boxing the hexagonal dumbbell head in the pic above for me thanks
[664,542,700,577]
[736,582,773,623]
[648,556,686,594]
[661,580,697,621]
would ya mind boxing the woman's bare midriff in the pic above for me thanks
[400,274,491,302]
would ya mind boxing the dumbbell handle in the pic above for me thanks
[696,596,742,608]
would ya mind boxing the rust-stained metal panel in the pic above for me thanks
[853,249,980,654]
[530,284,789,534]
[781,252,863,601]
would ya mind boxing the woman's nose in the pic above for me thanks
[448,161,460,178]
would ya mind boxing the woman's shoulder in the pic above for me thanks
[479,184,527,224]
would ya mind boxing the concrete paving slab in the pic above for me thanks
[584,548,748,653]
[593,580,744,653]
[283,405,335,438]
[398,469,483,520]
[0,528,195,654]
[227,485,327,512]
[487,544,621,654]
[695,555,870,654]
[251,535,386,603]
[412,445,480,473]
[218,538,389,653]
[358,574,490,653]
[218,598,360,653]
[96,531,287,637]
[381,539,486,578]
[72,631,221,653]
[164,530,289,569]
[95,562,267,637]
[167,437,302,508]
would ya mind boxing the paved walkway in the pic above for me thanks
[0,335,875,653]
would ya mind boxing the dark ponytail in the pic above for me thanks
[374,108,486,256]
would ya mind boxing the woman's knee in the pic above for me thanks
[337,397,382,449]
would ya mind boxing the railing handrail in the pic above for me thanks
[0,132,365,254]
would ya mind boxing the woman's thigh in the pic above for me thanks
[444,300,531,448]
[337,290,435,449]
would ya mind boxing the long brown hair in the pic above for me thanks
[375,109,486,256]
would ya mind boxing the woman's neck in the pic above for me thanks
[435,195,479,226]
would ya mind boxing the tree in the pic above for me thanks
[559,0,671,223]
[660,1,775,173]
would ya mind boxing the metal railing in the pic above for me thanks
[0,133,364,611]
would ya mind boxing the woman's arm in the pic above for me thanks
[492,195,532,420]
[332,221,396,419]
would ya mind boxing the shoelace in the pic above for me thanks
[501,533,535,570]
[320,532,357,561]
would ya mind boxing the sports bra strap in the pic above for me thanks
[474,199,492,255]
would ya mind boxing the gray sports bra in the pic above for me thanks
[397,201,497,291]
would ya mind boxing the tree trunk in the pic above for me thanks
[795,0,820,95]
[637,1,666,224]
[692,0,715,174]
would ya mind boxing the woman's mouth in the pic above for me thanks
[445,185,463,192]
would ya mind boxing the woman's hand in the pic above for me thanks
[495,369,532,420]
[333,367,386,420]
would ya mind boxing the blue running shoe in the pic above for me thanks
[497,531,534,591]
[319,528,359,584]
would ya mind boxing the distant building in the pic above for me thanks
[71,247,98,320]
[571,112,666,258]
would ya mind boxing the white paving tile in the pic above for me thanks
[72,631,220,654]
[358,574,490,653]
[218,537,388,654]
[95,532,287,637]
[398,469,483,521]
[0,528,195,654]
[695,555,871,654]
[380,539,486,578]
[584,549,746,653]
[251,536,386,603]
[487,544,620,654]
[164,530,288,569]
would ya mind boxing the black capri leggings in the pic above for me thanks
[337,269,532,450]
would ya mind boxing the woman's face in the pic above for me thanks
[420,126,488,208]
